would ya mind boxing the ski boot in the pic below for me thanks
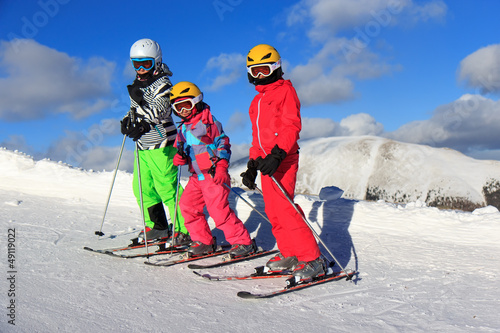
[137,227,171,243]
[167,232,192,247]
[291,257,326,282]
[229,241,257,258]
[188,240,215,257]
[265,253,298,273]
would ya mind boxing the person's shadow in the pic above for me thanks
[308,186,358,274]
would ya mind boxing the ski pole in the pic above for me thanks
[130,107,151,259]
[269,175,349,276]
[223,183,270,223]
[170,165,182,254]
[206,147,270,223]
[95,134,127,237]
[135,143,151,259]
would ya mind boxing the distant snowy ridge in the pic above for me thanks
[0,147,135,207]
[231,136,500,211]
[3,135,500,212]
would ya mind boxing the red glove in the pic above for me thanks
[213,159,230,186]
[173,153,188,166]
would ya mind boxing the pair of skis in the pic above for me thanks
[140,244,356,298]
[193,264,356,299]
[84,240,356,299]
[144,246,278,268]
[85,238,277,266]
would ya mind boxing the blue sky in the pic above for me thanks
[1,0,500,171]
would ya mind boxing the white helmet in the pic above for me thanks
[130,38,162,71]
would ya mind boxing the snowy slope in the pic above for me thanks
[1,148,500,332]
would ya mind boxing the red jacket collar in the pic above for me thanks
[182,104,214,126]
[255,78,289,93]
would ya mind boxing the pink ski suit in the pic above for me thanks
[174,105,252,246]
[249,79,320,262]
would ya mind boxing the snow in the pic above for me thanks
[1,147,500,332]
[231,136,500,209]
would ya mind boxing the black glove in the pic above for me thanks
[177,141,188,159]
[120,116,151,141]
[240,159,258,190]
[120,116,132,135]
[257,145,287,176]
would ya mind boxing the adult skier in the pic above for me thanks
[170,81,255,258]
[121,38,189,245]
[240,44,324,280]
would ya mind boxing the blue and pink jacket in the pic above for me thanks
[174,104,231,180]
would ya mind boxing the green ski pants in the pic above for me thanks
[133,146,187,233]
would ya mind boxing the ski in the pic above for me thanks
[193,266,292,281]
[83,237,172,253]
[83,243,188,259]
[144,245,232,267]
[187,249,279,270]
[237,270,356,299]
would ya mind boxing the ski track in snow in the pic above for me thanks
[1,151,500,332]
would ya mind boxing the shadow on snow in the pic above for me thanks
[227,185,358,274]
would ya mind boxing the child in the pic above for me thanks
[170,81,255,258]
[240,44,324,280]
[120,38,189,245]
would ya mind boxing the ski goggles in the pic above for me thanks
[247,60,281,78]
[131,57,155,71]
[172,94,203,114]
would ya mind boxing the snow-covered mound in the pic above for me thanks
[0,147,135,207]
[231,136,500,210]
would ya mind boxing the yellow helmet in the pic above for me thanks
[246,44,281,67]
[169,81,204,118]
[169,81,203,102]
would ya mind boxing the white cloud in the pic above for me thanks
[228,142,251,165]
[289,37,399,106]
[301,113,384,139]
[458,44,500,95]
[301,117,342,139]
[44,118,127,170]
[0,134,33,155]
[202,53,245,91]
[340,113,384,136]
[0,39,116,121]
[224,110,247,133]
[407,0,447,23]
[289,0,447,41]
[285,0,446,107]
[386,94,500,152]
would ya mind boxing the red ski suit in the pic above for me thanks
[249,79,320,262]
[175,106,252,246]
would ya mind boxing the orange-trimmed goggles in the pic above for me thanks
[247,60,281,78]
[131,57,155,71]
[172,94,203,114]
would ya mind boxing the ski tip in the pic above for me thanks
[83,246,93,251]
[187,264,203,269]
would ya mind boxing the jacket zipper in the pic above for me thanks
[256,93,267,156]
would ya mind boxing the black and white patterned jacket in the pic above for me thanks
[126,68,177,150]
